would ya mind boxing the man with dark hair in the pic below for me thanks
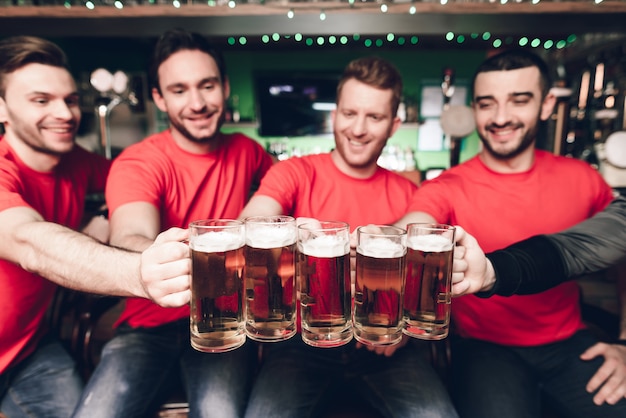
[239,56,458,418]
[0,35,191,418]
[396,48,626,417]
[72,28,273,418]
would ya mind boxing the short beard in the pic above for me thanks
[169,110,225,144]
[479,123,537,160]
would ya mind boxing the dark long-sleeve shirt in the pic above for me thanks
[480,195,626,297]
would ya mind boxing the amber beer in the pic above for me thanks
[189,220,246,353]
[244,216,297,342]
[298,221,352,348]
[353,225,407,346]
[403,224,455,340]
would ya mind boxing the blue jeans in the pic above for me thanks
[72,319,256,418]
[1,337,83,418]
[451,329,626,418]
[244,337,458,418]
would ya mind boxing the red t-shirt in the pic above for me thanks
[257,153,417,230]
[408,150,614,346]
[0,139,110,373]
[106,130,273,328]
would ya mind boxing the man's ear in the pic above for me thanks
[223,76,231,101]
[0,96,8,124]
[540,92,557,121]
[152,87,167,113]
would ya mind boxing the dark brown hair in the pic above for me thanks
[149,28,226,94]
[0,36,69,97]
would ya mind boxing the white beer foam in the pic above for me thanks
[301,235,349,257]
[192,231,244,252]
[408,234,453,252]
[358,237,405,258]
[246,225,296,249]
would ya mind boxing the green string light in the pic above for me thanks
[556,40,567,49]
[397,37,406,46]
[272,33,280,42]
[227,37,236,46]
[456,35,465,44]
[493,39,502,48]
[375,39,383,47]
[305,38,313,46]
[317,36,325,46]
[445,32,454,41]
[531,38,541,48]
[482,32,491,41]
[387,33,395,42]
[340,36,349,45]
[543,40,554,49]
[364,39,373,47]
[261,35,270,43]
[329,36,337,44]
[295,33,303,42]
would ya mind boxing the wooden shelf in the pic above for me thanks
[1,1,626,17]
[1,0,624,39]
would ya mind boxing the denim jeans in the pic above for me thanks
[451,329,626,418]
[244,337,458,418]
[1,338,83,418]
[72,319,256,418]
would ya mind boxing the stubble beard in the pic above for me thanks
[8,119,76,157]
[170,109,225,144]
[479,122,538,161]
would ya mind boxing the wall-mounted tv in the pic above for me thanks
[254,71,340,137]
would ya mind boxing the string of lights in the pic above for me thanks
[222,31,579,49]
[13,0,620,12]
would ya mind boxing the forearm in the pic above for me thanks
[110,233,154,252]
[478,235,567,297]
[16,221,145,298]
[546,196,626,277]
[394,211,437,229]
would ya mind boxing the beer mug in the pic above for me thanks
[404,223,455,340]
[298,221,352,348]
[189,219,246,353]
[353,225,407,346]
[244,215,297,342]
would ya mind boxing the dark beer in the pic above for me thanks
[404,230,454,340]
[299,233,352,347]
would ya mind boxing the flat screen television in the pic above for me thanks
[254,71,340,137]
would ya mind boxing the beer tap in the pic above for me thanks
[439,67,475,167]
[90,68,139,160]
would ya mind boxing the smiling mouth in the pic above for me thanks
[348,138,369,147]
[46,126,75,134]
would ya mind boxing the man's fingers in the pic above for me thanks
[154,290,191,308]
[153,227,189,245]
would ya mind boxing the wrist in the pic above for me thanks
[481,260,497,293]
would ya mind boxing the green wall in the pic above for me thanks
[224,49,485,122]
[56,37,486,169]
